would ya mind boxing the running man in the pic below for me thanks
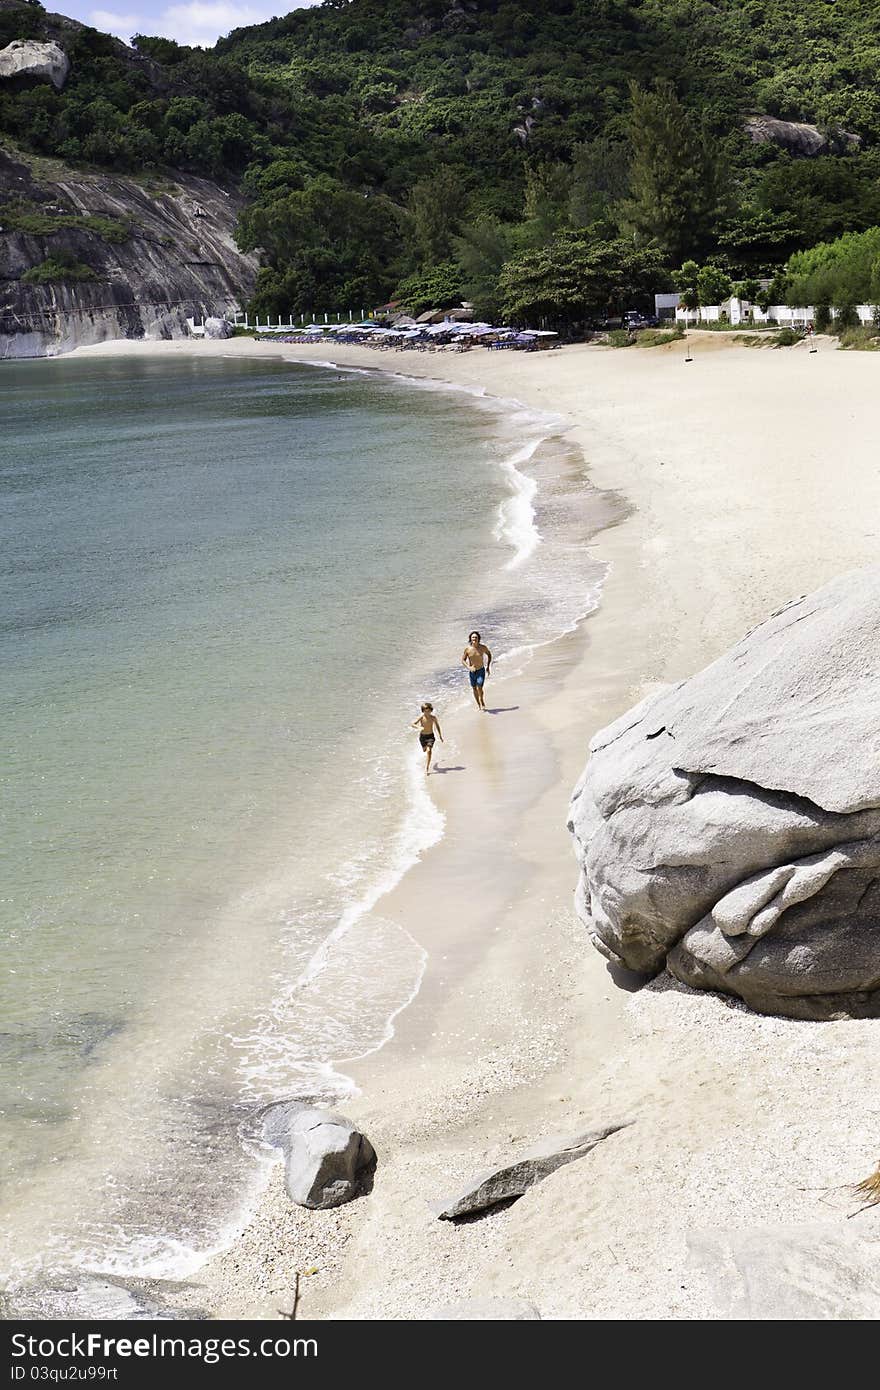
[412,701,443,775]
[462,630,492,710]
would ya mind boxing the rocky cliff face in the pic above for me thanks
[0,149,258,357]
[569,567,880,1020]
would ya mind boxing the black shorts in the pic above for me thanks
[419,733,435,750]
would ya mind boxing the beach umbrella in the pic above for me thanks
[531,329,558,336]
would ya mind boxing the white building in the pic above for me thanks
[675,301,879,327]
[654,291,680,319]
[675,300,813,327]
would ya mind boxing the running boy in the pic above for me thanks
[412,702,443,775]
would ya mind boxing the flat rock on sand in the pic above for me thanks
[570,565,880,1018]
[431,1123,629,1219]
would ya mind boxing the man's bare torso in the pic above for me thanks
[463,642,489,671]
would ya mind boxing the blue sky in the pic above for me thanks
[58,1,322,48]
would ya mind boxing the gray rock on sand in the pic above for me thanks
[263,1102,376,1210]
[0,40,69,90]
[432,1298,541,1320]
[431,1122,630,1219]
[569,565,880,1019]
[203,316,233,339]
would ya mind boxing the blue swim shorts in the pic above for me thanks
[469,667,486,689]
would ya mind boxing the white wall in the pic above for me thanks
[675,301,879,328]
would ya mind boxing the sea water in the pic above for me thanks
[0,352,608,1312]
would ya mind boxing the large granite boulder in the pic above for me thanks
[203,316,233,339]
[569,567,880,1019]
[743,115,860,157]
[0,40,69,90]
[263,1102,376,1209]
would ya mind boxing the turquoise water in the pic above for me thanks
[0,352,604,1310]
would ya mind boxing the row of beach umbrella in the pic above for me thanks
[263,320,558,341]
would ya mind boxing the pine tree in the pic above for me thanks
[622,80,723,264]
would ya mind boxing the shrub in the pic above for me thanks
[815,302,831,331]
[79,215,131,243]
[22,256,96,284]
[773,327,804,346]
[606,328,635,347]
[839,326,880,350]
[0,202,130,242]
[834,301,859,330]
[636,327,683,346]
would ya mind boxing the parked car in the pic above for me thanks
[624,311,660,329]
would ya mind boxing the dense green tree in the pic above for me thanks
[394,262,464,315]
[835,300,859,329]
[405,168,466,265]
[569,138,630,229]
[758,155,880,244]
[454,217,520,320]
[621,80,724,263]
[521,161,571,244]
[237,175,407,314]
[715,209,806,274]
[131,35,188,64]
[696,263,732,306]
[9,0,880,316]
[497,232,667,325]
[784,227,880,307]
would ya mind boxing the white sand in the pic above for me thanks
[73,333,880,1319]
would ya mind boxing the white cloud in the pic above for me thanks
[159,1,320,47]
[90,1,323,47]
[90,9,143,41]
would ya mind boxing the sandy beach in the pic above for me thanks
[70,332,880,1319]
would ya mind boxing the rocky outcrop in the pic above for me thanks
[569,567,880,1019]
[263,1102,376,1210]
[203,315,233,339]
[744,115,861,157]
[431,1123,629,1219]
[0,39,68,88]
[0,150,257,358]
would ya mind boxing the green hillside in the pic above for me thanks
[4,0,880,319]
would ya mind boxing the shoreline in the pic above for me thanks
[68,336,880,1319]
[2,347,595,1316]
[177,352,625,1318]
